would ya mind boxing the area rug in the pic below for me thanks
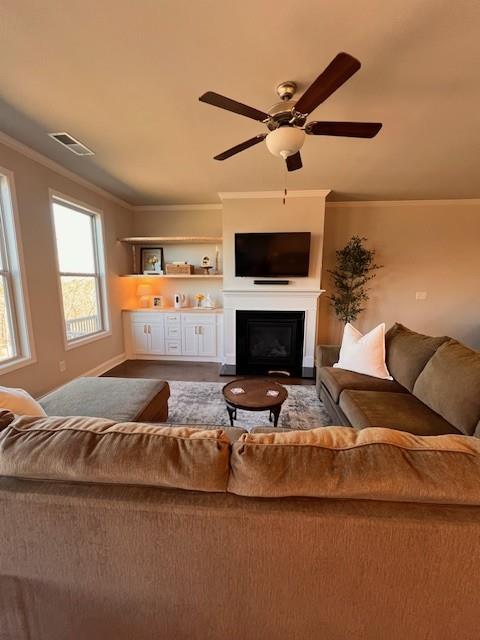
[165,381,332,430]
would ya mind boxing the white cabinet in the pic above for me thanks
[181,324,198,356]
[124,310,222,362]
[149,322,166,354]
[128,314,165,355]
[131,322,150,354]
[197,323,216,357]
[181,314,217,357]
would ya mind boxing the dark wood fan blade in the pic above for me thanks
[286,151,302,172]
[199,91,269,122]
[295,53,361,115]
[306,121,382,138]
[214,134,267,161]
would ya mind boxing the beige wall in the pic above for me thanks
[318,201,480,349]
[222,196,326,292]
[132,209,222,237]
[0,141,132,397]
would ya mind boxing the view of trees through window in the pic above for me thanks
[52,198,105,341]
[0,278,14,360]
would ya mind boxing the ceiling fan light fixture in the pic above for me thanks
[265,127,305,159]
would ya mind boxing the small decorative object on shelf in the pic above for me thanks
[201,265,213,275]
[136,283,152,308]
[194,293,205,308]
[202,294,215,309]
[201,255,213,275]
[152,296,163,308]
[166,262,194,275]
[140,247,163,275]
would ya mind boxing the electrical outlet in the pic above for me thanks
[415,291,427,300]
[59,360,66,372]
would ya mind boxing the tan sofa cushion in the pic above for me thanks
[413,340,480,436]
[228,427,480,504]
[319,366,405,403]
[339,390,458,435]
[0,416,229,492]
[385,323,449,391]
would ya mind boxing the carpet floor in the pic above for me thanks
[165,380,332,430]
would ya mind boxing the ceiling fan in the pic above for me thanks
[199,52,382,172]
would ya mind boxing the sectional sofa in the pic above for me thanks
[317,323,480,437]
[1,411,480,639]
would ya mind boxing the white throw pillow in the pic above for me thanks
[0,385,47,417]
[333,323,392,380]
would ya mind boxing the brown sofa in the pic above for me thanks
[1,411,480,639]
[317,323,480,437]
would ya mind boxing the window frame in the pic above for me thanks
[49,190,111,350]
[0,167,35,374]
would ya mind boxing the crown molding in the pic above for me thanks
[0,129,133,210]
[326,198,480,208]
[219,189,331,200]
[133,203,223,212]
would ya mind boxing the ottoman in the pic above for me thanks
[40,377,170,423]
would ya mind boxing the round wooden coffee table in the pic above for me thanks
[222,378,288,427]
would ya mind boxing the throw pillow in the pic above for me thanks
[385,323,449,391]
[0,386,47,417]
[333,322,392,380]
[413,340,480,436]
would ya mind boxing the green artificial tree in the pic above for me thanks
[328,236,382,324]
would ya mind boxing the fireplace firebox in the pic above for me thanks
[236,310,305,376]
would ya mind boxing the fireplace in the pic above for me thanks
[236,310,305,376]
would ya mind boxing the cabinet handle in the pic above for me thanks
[144,324,147,334]
[148,325,151,334]
[198,326,202,335]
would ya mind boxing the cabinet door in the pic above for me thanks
[182,324,198,356]
[148,322,165,354]
[131,322,149,354]
[197,322,216,357]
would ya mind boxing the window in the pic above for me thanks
[51,193,109,346]
[0,169,33,372]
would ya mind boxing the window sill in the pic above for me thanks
[64,329,112,351]
[0,355,37,376]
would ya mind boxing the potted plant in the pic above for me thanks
[328,236,382,324]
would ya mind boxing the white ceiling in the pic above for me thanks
[1,0,480,205]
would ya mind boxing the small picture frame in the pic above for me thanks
[140,247,164,274]
[152,296,163,308]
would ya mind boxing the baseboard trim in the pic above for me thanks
[82,352,127,377]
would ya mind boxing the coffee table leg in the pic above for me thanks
[227,405,236,426]
[271,406,281,427]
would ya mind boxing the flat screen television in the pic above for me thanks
[235,232,311,277]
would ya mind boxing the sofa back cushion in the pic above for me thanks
[0,416,230,492]
[228,427,480,505]
[413,340,480,436]
[385,323,449,391]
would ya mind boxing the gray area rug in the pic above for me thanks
[166,381,332,430]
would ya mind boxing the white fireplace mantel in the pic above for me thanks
[222,289,325,371]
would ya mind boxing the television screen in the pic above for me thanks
[235,232,311,277]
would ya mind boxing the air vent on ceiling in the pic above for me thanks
[48,132,94,156]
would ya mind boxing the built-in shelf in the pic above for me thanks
[119,274,223,279]
[119,236,222,245]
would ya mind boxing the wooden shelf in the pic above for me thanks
[119,274,223,279]
[119,236,222,245]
